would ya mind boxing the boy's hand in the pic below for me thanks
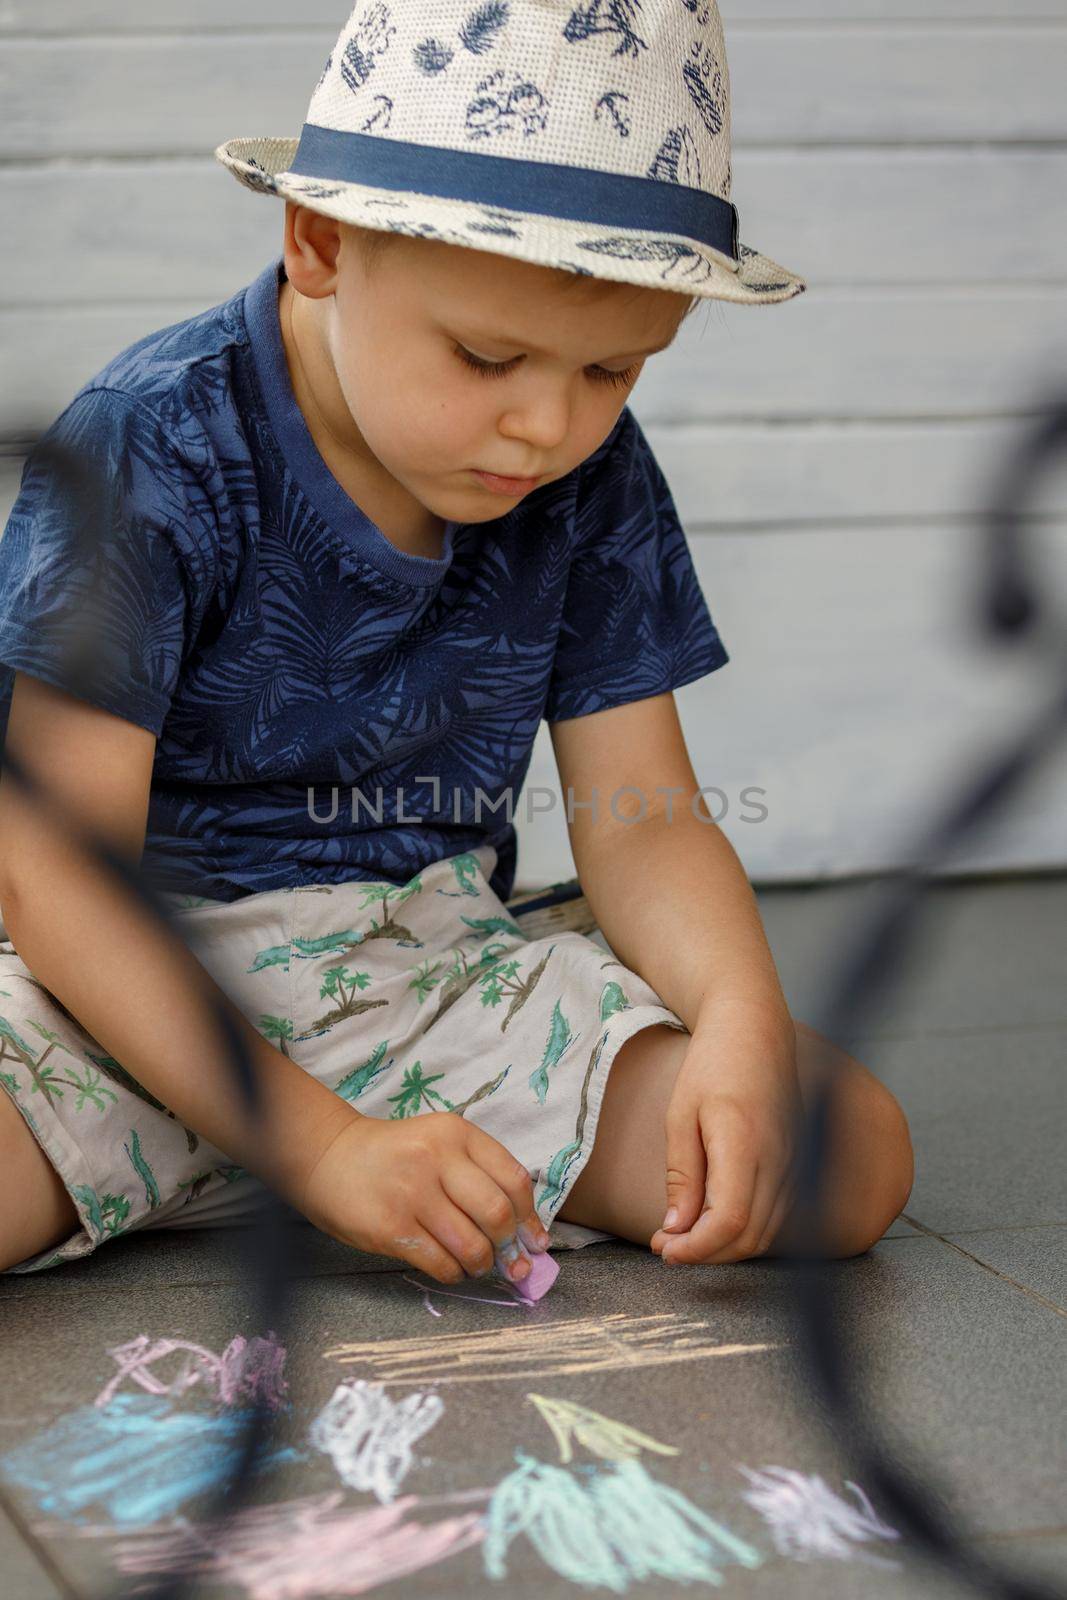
[298,1109,551,1285]
[650,1004,802,1265]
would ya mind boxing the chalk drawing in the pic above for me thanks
[325,1311,782,1386]
[527,1393,680,1464]
[737,1464,903,1568]
[484,1450,762,1587]
[401,1271,523,1310]
[95,1331,288,1412]
[308,1378,444,1504]
[0,1392,301,1526]
[95,1489,490,1599]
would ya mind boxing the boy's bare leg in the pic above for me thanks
[0,1089,79,1271]
[557,1019,914,1260]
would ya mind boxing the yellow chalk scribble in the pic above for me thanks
[526,1393,681,1464]
[324,1312,782,1387]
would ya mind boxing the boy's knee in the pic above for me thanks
[0,1088,78,1271]
[836,1079,914,1257]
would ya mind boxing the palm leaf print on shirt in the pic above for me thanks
[333,1040,395,1103]
[296,966,389,1042]
[483,943,556,1032]
[71,1184,131,1241]
[453,1063,511,1117]
[536,1027,611,1210]
[436,853,484,898]
[86,1050,201,1152]
[426,939,514,1026]
[124,1128,161,1210]
[599,981,632,1021]
[387,1061,456,1117]
[349,878,425,947]
[528,999,582,1104]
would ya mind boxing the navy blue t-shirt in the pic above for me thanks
[0,257,729,904]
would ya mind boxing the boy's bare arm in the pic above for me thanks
[0,674,357,1211]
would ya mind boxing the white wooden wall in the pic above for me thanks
[1,2,1066,887]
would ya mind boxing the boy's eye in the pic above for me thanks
[452,343,640,391]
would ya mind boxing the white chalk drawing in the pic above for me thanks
[737,1464,903,1567]
[308,1378,444,1504]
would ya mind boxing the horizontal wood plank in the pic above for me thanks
[3,290,1066,444]
[4,412,1066,530]
[517,517,1067,884]
[4,2,1065,31]
[2,28,1065,159]
[3,442,1062,879]
[3,147,1065,306]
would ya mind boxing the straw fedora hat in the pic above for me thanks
[217,0,806,306]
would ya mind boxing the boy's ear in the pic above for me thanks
[283,201,343,299]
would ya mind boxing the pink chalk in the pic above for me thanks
[503,1249,560,1303]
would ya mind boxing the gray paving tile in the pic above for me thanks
[752,874,1067,1039]
[0,1216,401,1302]
[976,1533,1067,1594]
[859,1026,1066,1233]
[941,1224,1067,1311]
[0,1501,65,1600]
[0,1233,1061,1599]
[2,1209,921,1304]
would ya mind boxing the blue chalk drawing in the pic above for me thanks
[0,1393,303,1526]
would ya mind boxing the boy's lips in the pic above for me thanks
[473,468,542,495]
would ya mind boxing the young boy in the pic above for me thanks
[0,0,912,1282]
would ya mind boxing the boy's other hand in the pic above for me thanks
[649,1002,802,1265]
[298,1109,550,1285]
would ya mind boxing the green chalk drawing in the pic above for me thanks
[484,1452,762,1587]
[527,1394,681,1465]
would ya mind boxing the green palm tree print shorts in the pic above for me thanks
[0,842,689,1274]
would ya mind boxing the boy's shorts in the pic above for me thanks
[0,842,689,1274]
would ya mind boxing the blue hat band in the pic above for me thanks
[289,123,740,264]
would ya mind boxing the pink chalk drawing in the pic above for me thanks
[308,1379,444,1504]
[94,1332,289,1412]
[401,1271,523,1310]
[736,1464,903,1568]
[103,1489,490,1599]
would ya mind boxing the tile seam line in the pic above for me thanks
[900,1213,1067,1319]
